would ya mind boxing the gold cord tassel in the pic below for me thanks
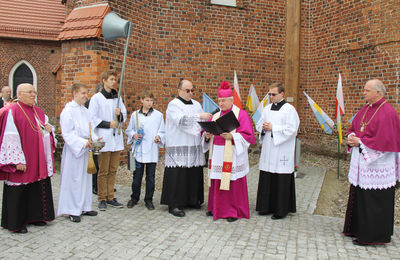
[87,122,97,174]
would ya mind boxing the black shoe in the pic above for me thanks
[227,217,238,222]
[271,215,284,220]
[145,201,155,210]
[127,199,138,208]
[206,211,213,217]
[15,227,28,233]
[82,211,98,216]
[169,208,185,217]
[352,239,368,246]
[92,189,97,195]
[69,215,81,223]
[107,198,124,208]
[98,200,107,211]
[32,221,46,226]
[114,188,117,192]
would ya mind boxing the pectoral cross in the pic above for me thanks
[360,123,365,132]
[280,156,288,165]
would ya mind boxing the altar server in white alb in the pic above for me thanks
[256,82,299,220]
[88,70,127,210]
[126,90,165,210]
[160,79,212,217]
[58,83,99,222]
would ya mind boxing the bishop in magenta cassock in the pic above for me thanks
[203,81,255,222]
[0,83,56,233]
[343,79,400,246]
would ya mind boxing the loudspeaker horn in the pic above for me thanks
[102,12,131,42]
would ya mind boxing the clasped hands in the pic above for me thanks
[44,123,53,133]
[347,135,360,147]
[262,122,272,131]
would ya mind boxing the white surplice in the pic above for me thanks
[126,108,165,163]
[347,135,400,190]
[88,92,127,152]
[165,98,205,167]
[57,101,95,216]
[257,102,299,173]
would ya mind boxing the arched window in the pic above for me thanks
[8,60,37,98]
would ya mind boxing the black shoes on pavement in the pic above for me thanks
[145,201,155,210]
[226,217,238,222]
[127,199,138,208]
[127,199,155,210]
[271,215,284,220]
[82,211,98,216]
[107,198,124,208]
[169,207,185,217]
[15,227,28,234]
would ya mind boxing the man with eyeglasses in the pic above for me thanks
[160,79,212,217]
[0,83,56,233]
[255,82,299,220]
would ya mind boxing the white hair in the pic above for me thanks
[370,79,386,96]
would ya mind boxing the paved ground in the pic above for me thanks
[0,165,399,259]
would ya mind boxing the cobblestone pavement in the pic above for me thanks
[0,165,399,259]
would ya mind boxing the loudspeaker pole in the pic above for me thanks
[116,21,132,134]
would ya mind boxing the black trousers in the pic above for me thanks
[92,153,99,191]
[130,161,156,202]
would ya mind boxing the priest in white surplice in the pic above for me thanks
[58,83,99,222]
[160,80,212,217]
[256,83,299,220]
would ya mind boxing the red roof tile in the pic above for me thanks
[58,4,110,41]
[0,0,65,41]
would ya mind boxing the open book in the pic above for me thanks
[198,110,240,135]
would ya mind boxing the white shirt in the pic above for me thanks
[88,91,127,152]
[126,108,165,163]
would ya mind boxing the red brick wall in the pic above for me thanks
[58,0,400,156]
[145,0,286,112]
[0,38,60,123]
[299,0,400,154]
[58,0,287,114]
[58,0,152,116]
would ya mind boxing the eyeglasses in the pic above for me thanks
[269,93,279,96]
[20,90,37,95]
[182,89,194,93]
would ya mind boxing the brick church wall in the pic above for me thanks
[58,0,400,158]
[58,0,287,115]
[0,38,61,123]
[299,0,400,155]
